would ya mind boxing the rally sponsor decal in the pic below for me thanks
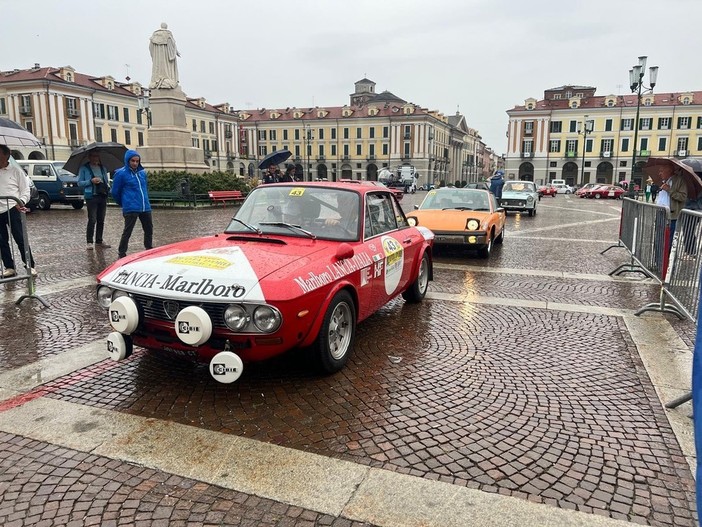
[381,236,404,295]
[102,248,265,302]
[166,255,232,270]
[293,251,372,293]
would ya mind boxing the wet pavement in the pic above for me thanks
[0,193,698,526]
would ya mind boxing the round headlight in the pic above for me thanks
[253,305,281,333]
[97,286,114,308]
[467,219,480,230]
[224,304,249,331]
[407,217,418,226]
[527,196,534,202]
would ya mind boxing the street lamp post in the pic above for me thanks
[629,56,659,189]
[304,123,314,181]
[577,115,594,186]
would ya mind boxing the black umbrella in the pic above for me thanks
[258,149,292,170]
[63,142,128,174]
[0,117,42,147]
[682,158,702,176]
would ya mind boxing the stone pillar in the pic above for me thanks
[139,87,208,172]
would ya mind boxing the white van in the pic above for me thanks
[550,179,573,194]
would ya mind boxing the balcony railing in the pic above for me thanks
[638,149,651,157]
[204,149,212,158]
[69,139,80,148]
[600,151,612,158]
[224,130,233,138]
[316,155,325,162]
[676,150,688,158]
[19,105,32,116]
[520,152,533,158]
[66,108,80,118]
[565,151,578,158]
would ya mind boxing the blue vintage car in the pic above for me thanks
[499,180,539,216]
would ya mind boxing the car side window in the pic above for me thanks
[365,193,398,238]
[34,165,51,177]
[390,194,409,229]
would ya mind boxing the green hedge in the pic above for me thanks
[147,170,255,194]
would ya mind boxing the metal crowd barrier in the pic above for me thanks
[607,198,670,281]
[633,208,702,408]
[0,195,48,307]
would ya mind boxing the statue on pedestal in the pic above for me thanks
[149,22,180,89]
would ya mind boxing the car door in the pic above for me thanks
[363,192,418,311]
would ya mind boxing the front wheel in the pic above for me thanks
[311,290,356,374]
[71,201,85,210]
[402,252,430,303]
[594,194,601,199]
[478,233,493,258]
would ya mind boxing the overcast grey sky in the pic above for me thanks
[3,0,701,153]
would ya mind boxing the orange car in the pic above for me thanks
[406,188,506,258]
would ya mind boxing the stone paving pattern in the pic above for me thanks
[0,196,698,526]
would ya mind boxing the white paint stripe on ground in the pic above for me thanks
[509,217,619,236]
[508,236,618,244]
[433,262,655,284]
[1,276,95,304]
[537,203,621,217]
[0,397,633,527]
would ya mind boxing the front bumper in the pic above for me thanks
[433,231,488,246]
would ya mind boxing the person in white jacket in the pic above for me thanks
[0,144,36,277]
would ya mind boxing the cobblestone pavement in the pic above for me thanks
[0,194,697,526]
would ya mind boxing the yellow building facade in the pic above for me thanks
[506,85,702,187]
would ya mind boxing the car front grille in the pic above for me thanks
[132,293,228,328]
[501,199,526,207]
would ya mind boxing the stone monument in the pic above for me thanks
[140,23,208,172]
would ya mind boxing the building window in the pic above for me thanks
[93,103,106,119]
[110,129,117,142]
[522,140,533,153]
[0,97,6,115]
[356,127,362,139]
[344,128,349,139]
[566,139,577,154]
[295,145,300,157]
[403,142,410,157]
[318,145,324,157]
[356,144,362,156]
[639,137,648,151]
[137,110,142,125]
[369,144,375,157]
[549,140,560,153]
[318,128,324,140]
[549,121,562,133]
[123,108,130,123]
[294,129,300,141]
[124,130,131,145]
[270,130,277,141]
[698,137,702,151]
[138,131,144,146]
[659,137,667,151]
[619,160,627,167]
[639,118,652,130]
[200,121,206,133]
[549,161,557,167]
[601,139,613,153]
[192,119,197,132]
[343,144,349,157]
[569,120,577,133]
[259,145,268,156]
[604,119,613,132]
[192,138,199,148]
[383,126,389,138]
[404,125,411,139]
[331,128,336,140]
[524,121,534,135]
[209,122,215,134]
[107,105,118,121]
[621,138,630,152]
[585,138,593,152]
[331,144,336,156]
[659,117,671,130]
[95,127,103,142]
[621,119,633,131]
[677,137,689,151]
[678,117,691,129]
[382,143,388,155]
[369,127,375,139]
[283,129,288,141]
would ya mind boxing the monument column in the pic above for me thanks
[139,22,208,173]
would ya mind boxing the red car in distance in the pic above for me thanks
[340,179,403,201]
[585,184,625,199]
[575,183,600,197]
[538,185,557,198]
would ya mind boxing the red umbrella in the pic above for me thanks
[643,157,702,200]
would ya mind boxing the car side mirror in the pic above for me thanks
[414,205,419,210]
[496,207,505,213]
[335,243,354,261]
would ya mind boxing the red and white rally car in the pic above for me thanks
[97,182,434,383]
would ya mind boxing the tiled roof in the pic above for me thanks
[237,103,429,123]
[510,91,702,112]
[0,66,136,97]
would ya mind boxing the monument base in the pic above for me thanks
[140,145,209,173]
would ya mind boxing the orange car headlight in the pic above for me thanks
[466,219,480,230]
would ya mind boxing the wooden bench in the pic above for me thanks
[208,190,245,206]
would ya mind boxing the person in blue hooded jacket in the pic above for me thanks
[111,150,153,259]
[489,171,505,199]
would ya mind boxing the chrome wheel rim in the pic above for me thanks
[328,301,352,360]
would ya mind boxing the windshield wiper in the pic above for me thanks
[230,218,262,234]
[259,222,316,239]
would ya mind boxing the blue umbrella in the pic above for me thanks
[258,149,292,170]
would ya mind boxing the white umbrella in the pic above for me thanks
[0,117,42,147]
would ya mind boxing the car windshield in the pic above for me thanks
[419,189,491,211]
[225,186,361,241]
[503,181,536,193]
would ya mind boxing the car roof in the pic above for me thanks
[263,181,387,196]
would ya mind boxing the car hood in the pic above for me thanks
[98,235,335,302]
[410,209,493,230]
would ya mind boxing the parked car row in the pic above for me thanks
[576,184,625,199]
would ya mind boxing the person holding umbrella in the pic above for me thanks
[0,144,36,277]
[111,150,153,259]
[78,152,111,250]
[262,164,278,184]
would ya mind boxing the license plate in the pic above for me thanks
[435,235,465,243]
